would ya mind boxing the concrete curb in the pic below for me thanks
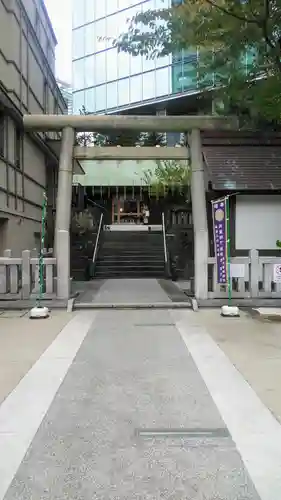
[251,308,281,322]
[0,300,68,310]
[197,298,281,308]
[73,301,192,310]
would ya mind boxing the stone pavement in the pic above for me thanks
[75,278,172,304]
[0,310,75,404]
[189,308,281,424]
[2,307,281,499]
[95,278,171,303]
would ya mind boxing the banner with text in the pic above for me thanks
[212,199,228,284]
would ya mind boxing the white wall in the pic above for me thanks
[235,195,281,250]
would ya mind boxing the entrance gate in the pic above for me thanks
[23,114,237,300]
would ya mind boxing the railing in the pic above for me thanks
[92,211,104,270]
[161,212,169,277]
[208,249,281,299]
[161,212,168,264]
[170,209,192,227]
[0,249,57,299]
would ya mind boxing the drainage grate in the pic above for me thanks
[135,428,230,438]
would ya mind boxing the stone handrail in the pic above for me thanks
[0,249,57,299]
[208,249,281,299]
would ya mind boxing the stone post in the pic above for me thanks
[55,126,75,299]
[188,128,209,300]
[249,249,259,298]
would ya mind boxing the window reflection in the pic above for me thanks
[107,82,118,109]
[155,67,171,96]
[130,75,142,103]
[85,24,95,56]
[106,49,118,81]
[73,91,85,114]
[154,0,170,7]
[73,1,85,28]
[142,72,156,100]
[85,0,95,24]
[118,78,130,106]
[85,88,95,112]
[142,57,156,72]
[172,61,198,93]
[118,0,135,9]
[130,54,142,76]
[113,9,134,38]
[95,85,107,111]
[117,52,130,78]
[156,55,170,68]
[106,13,119,41]
[95,19,107,51]
[73,28,84,60]
[107,0,118,15]
[85,56,95,87]
[95,1,106,19]
[73,59,85,90]
[94,52,107,85]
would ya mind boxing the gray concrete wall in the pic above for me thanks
[0,0,66,256]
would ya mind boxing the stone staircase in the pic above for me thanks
[94,230,166,278]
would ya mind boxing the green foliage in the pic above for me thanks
[76,106,106,146]
[276,239,281,249]
[114,0,281,123]
[76,106,167,146]
[142,159,190,198]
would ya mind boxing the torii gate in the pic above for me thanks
[23,114,237,300]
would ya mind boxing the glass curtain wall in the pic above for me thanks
[72,0,203,114]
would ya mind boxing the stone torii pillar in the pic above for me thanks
[23,114,237,302]
[188,129,208,300]
[55,127,75,299]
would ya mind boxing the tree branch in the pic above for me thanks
[204,0,281,74]
[260,0,281,73]
[264,0,270,20]
[203,0,258,24]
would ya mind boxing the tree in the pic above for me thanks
[76,106,107,146]
[113,0,281,124]
[142,159,190,199]
[76,106,167,146]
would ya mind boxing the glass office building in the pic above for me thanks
[72,0,199,114]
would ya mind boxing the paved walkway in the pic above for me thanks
[75,278,173,304]
[0,310,75,405]
[2,309,281,499]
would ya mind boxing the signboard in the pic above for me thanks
[273,264,281,283]
[230,263,245,278]
[212,199,227,284]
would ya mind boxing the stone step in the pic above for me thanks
[95,270,166,278]
[97,256,164,263]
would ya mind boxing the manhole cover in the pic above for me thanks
[135,428,229,438]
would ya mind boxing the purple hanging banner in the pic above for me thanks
[212,198,228,284]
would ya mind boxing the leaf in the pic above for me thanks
[114,0,281,124]
[141,159,190,198]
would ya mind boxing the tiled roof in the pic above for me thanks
[201,131,281,190]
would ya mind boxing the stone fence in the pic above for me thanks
[0,250,56,300]
[1,248,281,302]
[208,249,281,299]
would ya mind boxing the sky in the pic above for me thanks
[44,0,72,84]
